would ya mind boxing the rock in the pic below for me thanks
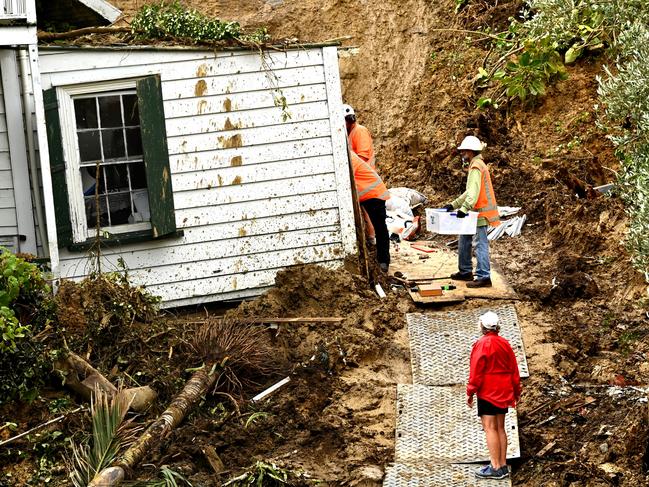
[599,442,609,454]
[349,465,384,486]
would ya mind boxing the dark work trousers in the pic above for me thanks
[361,198,390,265]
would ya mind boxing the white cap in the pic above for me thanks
[457,135,484,152]
[479,311,500,330]
[342,104,355,117]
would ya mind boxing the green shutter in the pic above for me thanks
[137,75,176,238]
[43,88,73,247]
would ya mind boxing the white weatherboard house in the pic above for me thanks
[0,1,357,307]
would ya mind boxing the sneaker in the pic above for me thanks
[498,466,510,478]
[466,277,492,288]
[450,271,473,281]
[379,263,389,272]
[474,464,507,480]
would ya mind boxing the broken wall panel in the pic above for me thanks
[36,46,355,306]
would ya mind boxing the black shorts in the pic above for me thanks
[477,398,508,416]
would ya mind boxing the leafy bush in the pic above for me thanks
[131,1,242,42]
[598,23,649,274]
[0,249,54,403]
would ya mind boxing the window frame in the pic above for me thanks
[57,78,151,244]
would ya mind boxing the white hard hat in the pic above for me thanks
[342,104,355,117]
[479,311,500,330]
[457,136,484,152]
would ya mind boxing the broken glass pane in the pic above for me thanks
[104,164,129,192]
[102,129,126,160]
[123,95,140,126]
[106,193,133,225]
[125,128,143,157]
[99,95,122,128]
[77,130,101,162]
[74,98,98,129]
[129,163,147,189]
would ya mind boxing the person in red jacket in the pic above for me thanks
[467,311,521,480]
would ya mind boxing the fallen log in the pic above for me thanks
[89,364,219,487]
[54,352,156,412]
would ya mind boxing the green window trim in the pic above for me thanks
[67,229,184,252]
[43,75,178,250]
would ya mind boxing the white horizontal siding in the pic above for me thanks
[40,46,355,306]
[0,66,18,252]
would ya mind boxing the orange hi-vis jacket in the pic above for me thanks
[350,152,389,202]
[348,123,376,169]
[469,157,501,227]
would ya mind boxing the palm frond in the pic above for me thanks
[68,387,133,487]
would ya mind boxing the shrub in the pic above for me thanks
[0,249,54,403]
[131,1,242,42]
[598,23,649,275]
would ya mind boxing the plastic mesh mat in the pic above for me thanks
[395,384,520,464]
[406,304,528,386]
[383,463,512,487]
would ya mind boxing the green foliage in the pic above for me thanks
[68,390,132,487]
[598,22,649,274]
[227,461,294,486]
[0,249,54,404]
[131,1,241,42]
[493,41,567,101]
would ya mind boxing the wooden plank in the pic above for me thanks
[163,84,327,119]
[252,317,344,323]
[61,241,344,283]
[167,119,331,154]
[0,169,14,188]
[322,46,357,257]
[1,50,37,254]
[0,153,10,171]
[39,48,323,81]
[161,65,326,100]
[171,155,335,191]
[169,137,333,174]
[0,188,15,209]
[0,207,17,226]
[176,190,339,231]
[164,100,330,137]
[391,241,517,302]
[60,229,342,275]
[173,173,337,209]
[139,252,345,302]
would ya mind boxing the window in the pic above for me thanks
[74,92,150,235]
[44,75,178,248]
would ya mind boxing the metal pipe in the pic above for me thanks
[17,47,48,257]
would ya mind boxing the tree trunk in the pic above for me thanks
[89,364,218,487]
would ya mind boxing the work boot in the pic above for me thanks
[450,271,473,281]
[379,263,389,272]
[466,277,492,288]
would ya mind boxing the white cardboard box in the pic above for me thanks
[426,208,478,235]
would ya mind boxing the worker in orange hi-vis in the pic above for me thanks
[343,103,378,245]
[349,151,390,272]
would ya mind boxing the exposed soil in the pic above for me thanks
[3,0,649,485]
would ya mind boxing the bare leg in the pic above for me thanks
[496,413,507,469]
[481,415,502,469]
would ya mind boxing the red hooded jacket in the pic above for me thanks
[467,331,521,409]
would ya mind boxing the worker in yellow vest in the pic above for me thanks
[443,136,500,288]
[350,151,390,272]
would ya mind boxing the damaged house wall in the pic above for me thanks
[35,46,356,307]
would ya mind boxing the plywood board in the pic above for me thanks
[395,384,520,464]
[391,241,517,303]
